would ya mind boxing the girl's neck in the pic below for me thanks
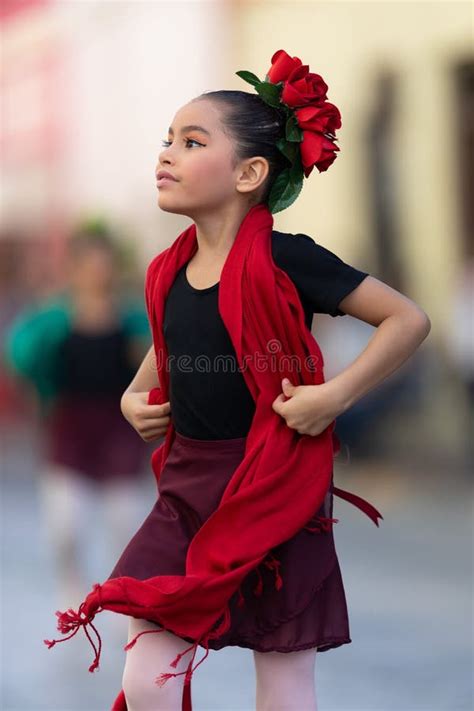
[192,202,254,258]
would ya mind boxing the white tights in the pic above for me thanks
[38,464,146,610]
[122,617,318,711]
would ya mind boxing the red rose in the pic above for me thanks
[294,103,342,176]
[281,66,329,108]
[267,49,328,108]
[266,49,302,84]
[295,102,342,136]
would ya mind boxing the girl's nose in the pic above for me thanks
[158,150,174,166]
[156,155,173,174]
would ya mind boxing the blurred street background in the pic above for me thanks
[1,1,472,710]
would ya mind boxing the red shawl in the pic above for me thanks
[44,203,382,711]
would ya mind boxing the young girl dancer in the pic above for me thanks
[5,229,151,609]
[44,49,431,711]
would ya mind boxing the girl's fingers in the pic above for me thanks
[140,425,167,437]
[141,415,170,429]
[142,430,163,440]
[140,403,171,419]
[140,417,170,430]
[140,423,166,434]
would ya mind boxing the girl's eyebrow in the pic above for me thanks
[168,124,211,137]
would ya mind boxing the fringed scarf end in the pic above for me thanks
[43,583,103,673]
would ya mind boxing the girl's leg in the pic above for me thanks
[122,617,192,711]
[102,475,146,565]
[253,647,318,711]
[37,463,93,609]
[101,477,148,642]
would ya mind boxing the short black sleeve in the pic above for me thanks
[271,230,369,316]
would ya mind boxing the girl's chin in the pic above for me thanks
[156,199,190,217]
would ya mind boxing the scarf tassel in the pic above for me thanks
[154,604,231,690]
[123,626,166,651]
[43,583,103,674]
[264,554,283,590]
[236,552,284,606]
[253,552,283,597]
[304,514,339,533]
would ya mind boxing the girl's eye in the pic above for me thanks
[161,138,202,148]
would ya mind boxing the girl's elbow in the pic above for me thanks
[390,304,431,340]
[423,313,431,336]
[410,308,431,340]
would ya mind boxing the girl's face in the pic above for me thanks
[69,246,117,292]
[155,99,254,218]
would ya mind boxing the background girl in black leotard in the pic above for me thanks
[4,227,153,610]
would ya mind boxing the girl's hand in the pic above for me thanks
[120,390,172,442]
[272,378,343,437]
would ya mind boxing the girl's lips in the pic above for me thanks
[156,178,178,187]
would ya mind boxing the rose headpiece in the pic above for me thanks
[236,49,342,213]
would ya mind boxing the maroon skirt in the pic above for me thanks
[44,394,150,483]
[107,430,352,653]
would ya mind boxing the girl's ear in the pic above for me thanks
[235,156,269,195]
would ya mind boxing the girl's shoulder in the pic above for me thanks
[270,229,370,317]
[271,229,346,264]
[7,292,72,332]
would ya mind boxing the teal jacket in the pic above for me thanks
[3,291,151,413]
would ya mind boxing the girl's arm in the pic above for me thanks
[122,343,159,395]
[3,300,70,406]
[120,345,171,442]
[273,276,431,436]
[329,275,431,413]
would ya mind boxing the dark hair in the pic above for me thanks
[193,90,291,206]
[68,218,119,261]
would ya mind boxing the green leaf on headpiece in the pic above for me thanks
[285,114,303,142]
[289,151,304,179]
[275,138,299,164]
[235,70,262,88]
[254,81,282,108]
[267,164,304,214]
